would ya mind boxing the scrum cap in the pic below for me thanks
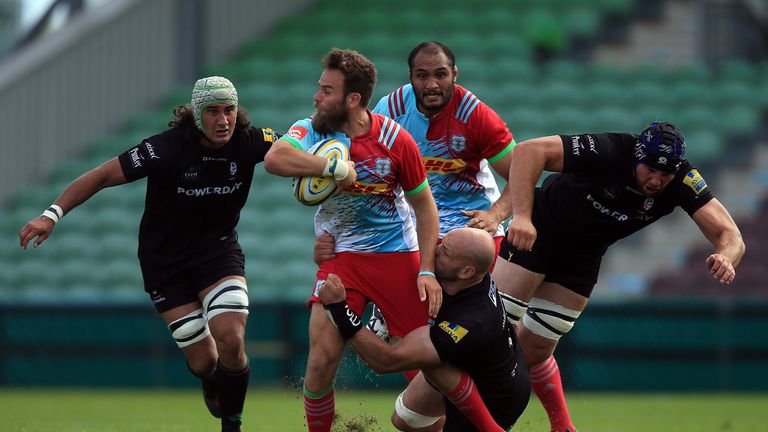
[634,121,685,173]
[191,76,238,132]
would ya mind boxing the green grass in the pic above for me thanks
[0,389,766,431]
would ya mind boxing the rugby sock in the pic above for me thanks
[187,361,220,418]
[303,385,335,432]
[529,355,576,432]
[216,362,250,427]
[445,371,504,432]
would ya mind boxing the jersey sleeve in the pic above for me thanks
[467,101,515,163]
[282,118,318,151]
[391,127,428,194]
[673,163,715,215]
[561,132,627,173]
[117,135,171,182]
[246,126,279,162]
[429,320,476,364]
[372,93,392,117]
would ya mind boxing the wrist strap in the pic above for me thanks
[324,301,362,339]
[323,158,349,181]
[418,271,436,278]
[41,205,63,224]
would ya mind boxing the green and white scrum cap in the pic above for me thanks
[191,76,238,131]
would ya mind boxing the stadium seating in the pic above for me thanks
[2,0,766,303]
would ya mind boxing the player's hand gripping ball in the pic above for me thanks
[293,139,350,206]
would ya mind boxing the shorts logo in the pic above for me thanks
[313,280,325,297]
[450,135,467,152]
[683,169,708,195]
[375,158,392,177]
[288,126,309,141]
[438,321,469,343]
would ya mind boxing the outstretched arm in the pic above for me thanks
[405,185,442,317]
[19,157,127,249]
[691,198,745,284]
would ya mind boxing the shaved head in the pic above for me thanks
[440,227,496,280]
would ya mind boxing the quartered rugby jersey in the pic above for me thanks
[283,111,428,253]
[373,84,514,237]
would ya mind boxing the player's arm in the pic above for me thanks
[690,198,745,284]
[19,157,127,249]
[318,273,441,373]
[463,149,514,234]
[263,138,356,189]
[404,184,442,317]
[505,135,564,251]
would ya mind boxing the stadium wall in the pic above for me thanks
[1,300,766,391]
[0,0,313,206]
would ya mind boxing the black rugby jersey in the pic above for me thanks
[118,125,277,264]
[535,133,714,256]
[429,274,523,402]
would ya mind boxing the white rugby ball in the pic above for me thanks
[293,138,350,206]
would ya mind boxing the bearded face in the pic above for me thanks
[312,97,349,135]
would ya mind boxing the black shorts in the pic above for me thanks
[498,229,602,298]
[138,240,245,313]
[442,368,530,431]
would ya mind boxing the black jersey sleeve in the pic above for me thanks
[429,319,477,365]
[669,162,715,215]
[246,126,279,163]
[117,134,173,182]
[560,133,632,174]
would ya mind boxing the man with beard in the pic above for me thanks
[317,228,530,432]
[19,76,277,432]
[263,48,442,432]
[492,121,745,432]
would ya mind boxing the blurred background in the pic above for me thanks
[0,0,766,393]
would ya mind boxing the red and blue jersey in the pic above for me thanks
[283,111,428,253]
[374,84,515,237]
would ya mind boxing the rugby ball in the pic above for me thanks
[292,139,350,206]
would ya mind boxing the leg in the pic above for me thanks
[304,302,347,432]
[521,282,587,432]
[199,276,251,431]
[391,372,445,432]
[424,365,504,432]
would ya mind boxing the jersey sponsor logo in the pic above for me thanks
[488,279,498,307]
[143,141,161,159]
[438,321,469,343]
[183,165,200,181]
[683,169,708,195]
[129,147,144,168]
[423,157,467,174]
[450,135,467,152]
[375,158,392,177]
[288,126,308,141]
[586,193,629,221]
[346,181,388,195]
[202,156,227,162]
[587,135,598,154]
[570,136,583,156]
[262,128,277,142]
[177,182,243,197]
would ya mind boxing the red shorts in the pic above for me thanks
[309,251,429,337]
[491,235,503,272]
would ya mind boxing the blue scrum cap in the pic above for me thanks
[635,121,686,173]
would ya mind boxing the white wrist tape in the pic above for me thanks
[41,204,64,224]
[322,158,349,181]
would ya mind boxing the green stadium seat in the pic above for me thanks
[520,9,567,54]
[683,130,724,163]
[562,7,601,39]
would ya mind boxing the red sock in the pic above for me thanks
[529,356,576,432]
[303,386,335,432]
[445,371,504,432]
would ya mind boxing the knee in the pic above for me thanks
[188,355,218,377]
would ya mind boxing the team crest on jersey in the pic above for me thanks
[375,158,392,177]
[450,135,467,152]
[683,169,708,195]
[643,197,654,210]
[230,162,238,177]
[438,321,469,343]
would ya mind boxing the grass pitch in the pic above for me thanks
[0,388,765,431]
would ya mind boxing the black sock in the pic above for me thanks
[216,361,250,425]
